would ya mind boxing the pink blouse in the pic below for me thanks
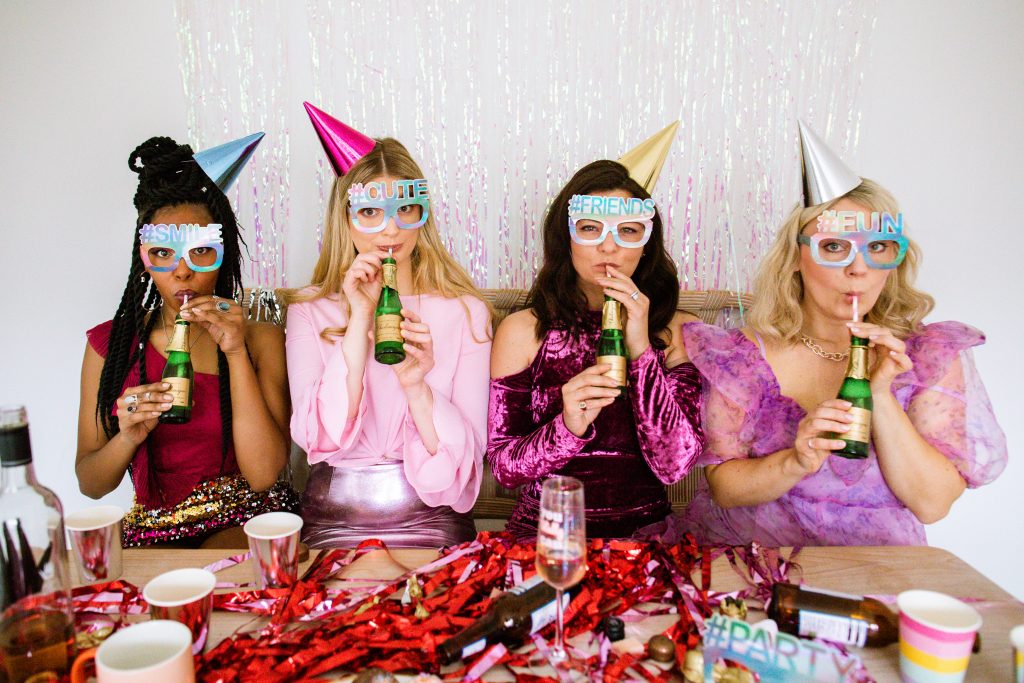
[285,290,491,514]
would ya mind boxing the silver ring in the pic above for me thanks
[578,401,587,411]
[808,438,814,450]
[629,290,640,301]
[125,394,138,414]
[216,301,231,313]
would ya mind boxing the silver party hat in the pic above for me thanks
[799,120,861,207]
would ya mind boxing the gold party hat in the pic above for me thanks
[617,121,680,194]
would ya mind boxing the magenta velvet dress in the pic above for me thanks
[487,311,704,541]
[654,321,1007,547]
[86,321,299,547]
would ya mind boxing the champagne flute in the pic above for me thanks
[535,476,586,663]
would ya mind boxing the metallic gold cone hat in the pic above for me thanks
[617,121,680,194]
[799,120,861,207]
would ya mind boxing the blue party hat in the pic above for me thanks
[193,132,265,193]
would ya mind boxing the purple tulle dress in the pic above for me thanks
[650,321,1007,547]
[487,311,704,541]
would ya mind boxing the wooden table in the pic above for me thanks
[101,546,1023,681]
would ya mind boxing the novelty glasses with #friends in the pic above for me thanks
[568,194,655,249]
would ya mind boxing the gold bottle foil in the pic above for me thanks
[601,299,622,330]
[382,262,398,289]
[848,346,869,379]
[845,406,871,443]
[165,322,189,353]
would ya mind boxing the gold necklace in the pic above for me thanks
[800,335,849,362]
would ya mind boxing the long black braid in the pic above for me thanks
[96,136,247,488]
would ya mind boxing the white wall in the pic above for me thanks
[857,0,1024,598]
[1,2,1020,597]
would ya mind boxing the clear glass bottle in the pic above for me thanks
[0,406,75,682]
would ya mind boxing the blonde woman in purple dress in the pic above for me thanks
[660,178,1007,546]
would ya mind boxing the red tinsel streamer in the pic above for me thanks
[194,532,718,681]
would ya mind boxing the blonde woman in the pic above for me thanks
[288,114,491,548]
[661,178,1006,546]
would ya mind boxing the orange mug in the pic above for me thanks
[71,620,194,683]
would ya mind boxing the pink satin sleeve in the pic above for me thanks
[627,346,704,484]
[285,300,367,461]
[401,301,491,513]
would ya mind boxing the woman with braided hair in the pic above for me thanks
[76,136,298,548]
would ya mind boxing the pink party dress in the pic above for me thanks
[653,321,1007,546]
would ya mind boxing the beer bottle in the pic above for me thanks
[826,335,871,458]
[160,314,193,424]
[437,575,578,664]
[767,582,897,648]
[374,252,405,365]
[597,295,627,396]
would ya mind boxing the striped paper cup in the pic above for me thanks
[897,590,982,683]
[1011,625,1024,683]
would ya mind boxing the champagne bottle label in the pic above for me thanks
[845,406,871,443]
[597,355,627,387]
[165,323,189,353]
[382,262,398,289]
[165,377,191,408]
[798,611,869,647]
[601,299,622,330]
[375,314,403,344]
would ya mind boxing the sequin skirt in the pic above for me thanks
[301,461,475,549]
[122,474,300,548]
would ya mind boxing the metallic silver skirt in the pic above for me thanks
[301,461,475,549]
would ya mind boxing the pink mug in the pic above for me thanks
[71,620,194,683]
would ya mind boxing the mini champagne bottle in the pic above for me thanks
[597,295,627,396]
[374,251,405,365]
[826,335,871,458]
[160,314,193,424]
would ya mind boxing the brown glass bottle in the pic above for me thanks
[437,575,579,664]
[767,582,897,647]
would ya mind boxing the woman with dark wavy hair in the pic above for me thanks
[76,136,298,548]
[487,159,704,540]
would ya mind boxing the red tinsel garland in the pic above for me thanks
[196,532,713,681]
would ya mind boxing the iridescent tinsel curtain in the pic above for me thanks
[175,0,291,288]
[179,1,876,292]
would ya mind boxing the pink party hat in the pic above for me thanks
[303,102,376,176]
